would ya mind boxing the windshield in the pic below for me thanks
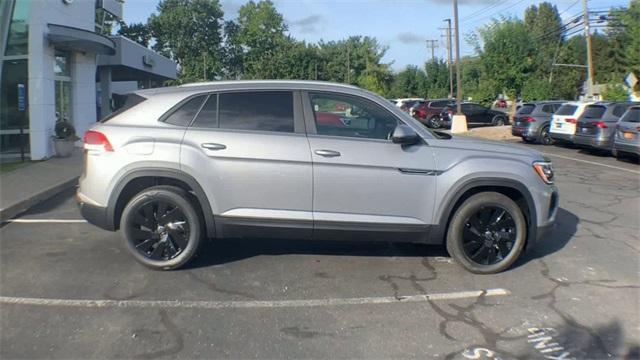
[620,107,640,123]
[100,93,147,123]
[555,104,577,116]
[582,105,607,119]
[517,104,535,115]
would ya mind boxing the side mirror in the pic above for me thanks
[391,124,420,145]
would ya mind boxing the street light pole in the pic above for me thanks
[444,18,453,99]
[453,0,462,115]
[582,0,594,98]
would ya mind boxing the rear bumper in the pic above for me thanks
[76,193,114,231]
[613,142,640,155]
[573,135,611,149]
[550,132,574,143]
[512,126,536,138]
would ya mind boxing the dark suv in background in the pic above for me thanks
[440,102,509,128]
[574,101,640,153]
[512,101,564,145]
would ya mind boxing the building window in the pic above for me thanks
[54,50,73,124]
[4,0,28,56]
[0,59,29,155]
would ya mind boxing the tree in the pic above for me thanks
[148,0,224,82]
[601,84,629,101]
[116,21,151,47]
[521,78,553,101]
[524,2,563,79]
[389,65,427,98]
[424,60,450,99]
[357,62,393,96]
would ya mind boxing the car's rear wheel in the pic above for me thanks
[538,126,553,145]
[492,116,506,126]
[446,192,526,274]
[121,186,202,270]
[522,137,535,144]
[428,116,442,129]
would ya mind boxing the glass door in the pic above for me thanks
[54,50,72,125]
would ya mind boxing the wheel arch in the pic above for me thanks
[107,168,216,238]
[432,178,537,249]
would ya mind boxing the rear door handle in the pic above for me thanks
[314,149,341,157]
[201,143,226,151]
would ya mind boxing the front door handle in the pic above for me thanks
[201,143,226,151]
[314,149,341,157]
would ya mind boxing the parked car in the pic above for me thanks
[549,102,594,145]
[440,102,509,128]
[512,101,565,145]
[410,99,456,128]
[393,98,423,109]
[77,80,557,274]
[573,101,640,152]
[612,105,640,159]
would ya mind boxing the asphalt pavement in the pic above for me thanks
[1,143,638,359]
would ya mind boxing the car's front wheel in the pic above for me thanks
[492,116,506,126]
[121,185,202,270]
[446,192,526,274]
[538,126,553,145]
[428,116,442,129]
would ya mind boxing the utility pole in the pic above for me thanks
[346,44,351,83]
[425,40,439,62]
[443,19,453,98]
[453,0,462,115]
[583,0,594,98]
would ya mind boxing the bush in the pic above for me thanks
[521,78,553,101]
[601,84,629,101]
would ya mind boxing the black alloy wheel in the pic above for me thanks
[461,206,516,265]
[539,126,553,145]
[128,200,190,261]
[493,116,506,126]
[122,186,202,270]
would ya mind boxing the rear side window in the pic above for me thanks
[582,105,606,119]
[541,104,554,113]
[430,100,452,108]
[219,91,294,133]
[620,107,640,123]
[517,104,535,115]
[556,104,577,116]
[191,95,218,128]
[612,104,628,118]
[100,94,147,122]
[164,95,206,126]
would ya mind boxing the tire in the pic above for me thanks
[446,192,526,274]
[611,148,618,158]
[492,116,506,126]
[522,137,535,144]
[121,185,203,270]
[428,116,442,129]
[538,126,553,146]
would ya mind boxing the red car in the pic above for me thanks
[411,99,456,128]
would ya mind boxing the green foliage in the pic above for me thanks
[424,60,450,99]
[116,21,151,47]
[389,65,427,98]
[521,78,553,101]
[601,84,629,101]
[148,0,224,82]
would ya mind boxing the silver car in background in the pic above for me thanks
[612,105,640,159]
[76,80,558,274]
[574,101,640,152]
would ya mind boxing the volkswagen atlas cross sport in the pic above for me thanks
[77,80,558,274]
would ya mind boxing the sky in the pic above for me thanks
[122,0,629,72]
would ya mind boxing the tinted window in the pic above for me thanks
[620,107,640,123]
[556,104,577,116]
[553,103,563,111]
[517,104,535,115]
[164,95,206,126]
[582,105,606,119]
[310,92,399,140]
[430,100,452,108]
[541,104,554,113]
[191,95,218,128]
[100,94,147,122]
[612,104,628,118]
[219,91,294,133]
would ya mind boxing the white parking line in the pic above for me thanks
[3,219,87,224]
[542,152,640,175]
[0,288,509,309]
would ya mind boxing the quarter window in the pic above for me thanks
[219,91,294,133]
[165,95,206,127]
[191,95,218,128]
[309,92,399,140]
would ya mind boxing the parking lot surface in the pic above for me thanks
[1,143,639,359]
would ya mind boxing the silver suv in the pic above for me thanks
[77,81,558,274]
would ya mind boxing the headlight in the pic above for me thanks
[533,161,554,184]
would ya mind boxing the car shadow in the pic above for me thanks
[184,207,578,271]
[513,207,579,268]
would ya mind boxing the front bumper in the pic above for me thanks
[613,142,640,155]
[76,192,114,231]
[528,186,559,249]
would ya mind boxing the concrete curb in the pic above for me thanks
[0,177,78,222]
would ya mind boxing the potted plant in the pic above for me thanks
[52,120,79,157]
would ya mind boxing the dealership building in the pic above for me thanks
[0,0,177,160]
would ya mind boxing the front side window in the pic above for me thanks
[310,92,399,140]
[218,91,294,133]
[164,95,206,126]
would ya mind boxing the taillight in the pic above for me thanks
[83,130,113,152]
[566,118,577,124]
[591,121,607,129]
[525,116,536,122]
